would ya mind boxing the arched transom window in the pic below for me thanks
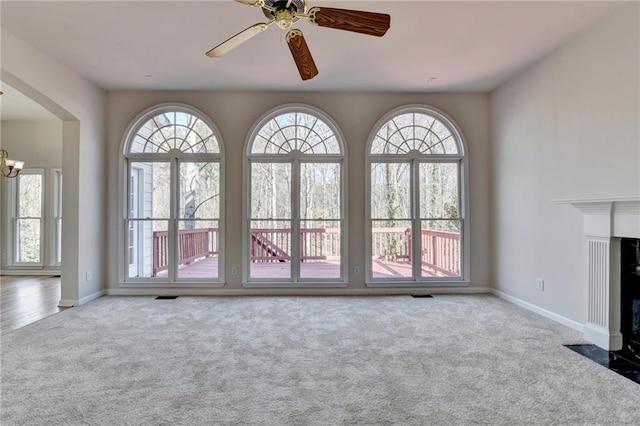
[246,106,345,283]
[123,106,224,284]
[367,106,467,283]
[370,112,460,155]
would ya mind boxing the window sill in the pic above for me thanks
[119,281,225,288]
[242,282,349,288]
[366,280,470,288]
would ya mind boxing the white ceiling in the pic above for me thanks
[0,0,627,119]
[0,82,59,121]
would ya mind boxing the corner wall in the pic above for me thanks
[490,4,640,324]
[1,29,107,305]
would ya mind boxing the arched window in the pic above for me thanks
[122,105,224,284]
[367,106,468,284]
[245,105,346,284]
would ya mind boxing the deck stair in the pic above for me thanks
[251,232,290,262]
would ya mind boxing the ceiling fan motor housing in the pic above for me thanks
[262,0,307,20]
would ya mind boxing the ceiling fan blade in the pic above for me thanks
[206,22,271,58]
[286,29,319,81]
[234,0,261,6]
[308,7,390,37]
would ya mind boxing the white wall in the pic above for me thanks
[0,120,62,271]
[490,4,640,323]
[1,29,107,305]
[106,91,492,293]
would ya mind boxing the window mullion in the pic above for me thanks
[411,159,421,281]
[169,157,178,282]
[291,159,300,282]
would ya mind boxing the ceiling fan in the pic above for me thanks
[206,0,391,81]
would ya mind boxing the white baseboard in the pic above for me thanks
[108,286,493,297]
[80,290,107,305]
[58,290,107,307]
[491,289,584,333]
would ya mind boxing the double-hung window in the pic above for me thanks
[123,105,224,284]
[13,169,44,265]
[245,105,346,284]
[367,106,468,284]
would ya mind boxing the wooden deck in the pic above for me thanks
[166,256,454,279]
[152,227,461,279]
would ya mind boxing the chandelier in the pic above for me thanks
[0,149,25,178]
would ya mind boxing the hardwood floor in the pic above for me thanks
[0,275,68,335]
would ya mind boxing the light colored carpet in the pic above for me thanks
[2,295,640,425]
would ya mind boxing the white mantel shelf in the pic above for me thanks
[552,196,640,204]
[554,196,640,350]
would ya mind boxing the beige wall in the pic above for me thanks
[1,120,62,168]
[490,4,640,324]
[106,91,491,293]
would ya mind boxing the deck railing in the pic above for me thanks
[250,228,341,262]
[152,227,458,276]
[415,229,460,277]
[372,227,460,276]
[153,228,218,276]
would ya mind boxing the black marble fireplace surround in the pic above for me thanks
[621,238,640,361]
[565,344,640,384]
[565,238,640,385]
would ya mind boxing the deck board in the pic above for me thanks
[168,256,452,279]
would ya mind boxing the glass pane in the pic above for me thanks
[179,162,219,219]
[300,220,341,279]
[250,220,291,279]
[55,218,62,264]
[130,162,170,219]
[371,220,412,279]
[55,171,63,216]
[127,220,168,278]
[300,163,341,220]
[18,174,42,217]
[420,220,461,278]
[17,219,40,263]
[177,220,219,279]
[370,162,411,219]
[251,162,291,219]
[419,163,459,219]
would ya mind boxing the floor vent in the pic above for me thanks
[411,295,433,298]
[155,296,178,300]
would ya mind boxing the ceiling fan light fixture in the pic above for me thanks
[261,0,306,20]
[210,0,390,81]
[0,149,25,178]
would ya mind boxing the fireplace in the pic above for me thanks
[621,238,640,360]
[556,196,640,351]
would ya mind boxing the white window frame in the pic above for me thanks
[243,104,348,287]
[50,168,63,266]
[12,168,45,266]
[119,103,225,287]
[365,105,470,286]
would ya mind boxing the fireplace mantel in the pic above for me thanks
[554,196,640,239]
[554,196,640,350]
